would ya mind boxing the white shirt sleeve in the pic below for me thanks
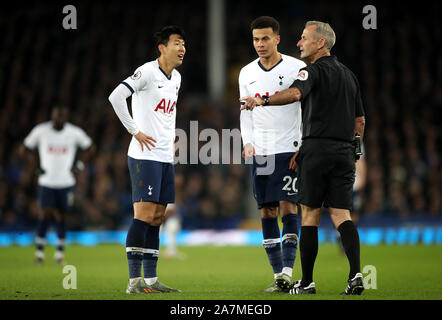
[24,124,42,149]
[122,65,151,93]
[108,83,139,136]
[75,127,93,150]
[239,69,253,147]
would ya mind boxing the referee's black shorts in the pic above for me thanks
[296,138,355,210]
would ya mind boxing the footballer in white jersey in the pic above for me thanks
[108,25,185,294]
[239,16,304,293]
[24,121,92,189]
[239,54,305,155]
[122,59,181,164]
[22,106,93,265]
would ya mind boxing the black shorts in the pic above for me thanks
[296,139,355,210]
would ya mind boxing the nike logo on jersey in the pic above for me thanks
[158,85,164,88]
[249,80,256,85]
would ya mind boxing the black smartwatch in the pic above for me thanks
[261,95,270,106]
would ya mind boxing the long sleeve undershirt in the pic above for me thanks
[108,83,139,136]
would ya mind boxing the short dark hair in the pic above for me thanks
[52,105,69,113]
[250,16,280,34]
[154,25,186,47]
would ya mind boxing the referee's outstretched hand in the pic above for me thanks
[135,131,157,152]
[289,151,299,172]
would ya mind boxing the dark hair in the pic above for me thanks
[154,25,186,47]
[52,105,69,113]
[250,16,280,34]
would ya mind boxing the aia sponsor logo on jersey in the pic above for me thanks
[154,98,176,114]
[48,145,68,154]
[254,91,279,98]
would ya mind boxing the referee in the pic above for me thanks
[240,21,366,295]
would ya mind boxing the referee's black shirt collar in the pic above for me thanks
[314,55,337,63]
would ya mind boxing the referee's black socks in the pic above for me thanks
[337,220,361,280]
[300,226,318,287]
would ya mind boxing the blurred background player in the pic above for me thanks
[239,16,306,293]
[352,148,367,225]
[161,172,185,259]
[21,106,93,264]
[161,203,183,259]
[108,25,185,294]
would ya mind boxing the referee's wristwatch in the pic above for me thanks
[261,95,270,106]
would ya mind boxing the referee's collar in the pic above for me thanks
[315,55,337,63]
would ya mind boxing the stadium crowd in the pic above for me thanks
[0,0,440,232]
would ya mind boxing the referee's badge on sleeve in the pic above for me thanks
[131,70,142,80]
[296,70,309,81]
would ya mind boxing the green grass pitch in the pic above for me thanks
[0,244,441,300]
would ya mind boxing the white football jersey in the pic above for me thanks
[122,59,181,163]
[239,54,306,155]
[24,121,92,188]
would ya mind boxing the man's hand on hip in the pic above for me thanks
[135,131,157,152]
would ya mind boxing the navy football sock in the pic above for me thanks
[261,218,282,275]
[144,225,160,279]
[126,219,149,279]
[281,214,299,269]
[36,218,49,251]
[55,219,67,252]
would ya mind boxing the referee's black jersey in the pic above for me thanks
[290,55,365,143]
